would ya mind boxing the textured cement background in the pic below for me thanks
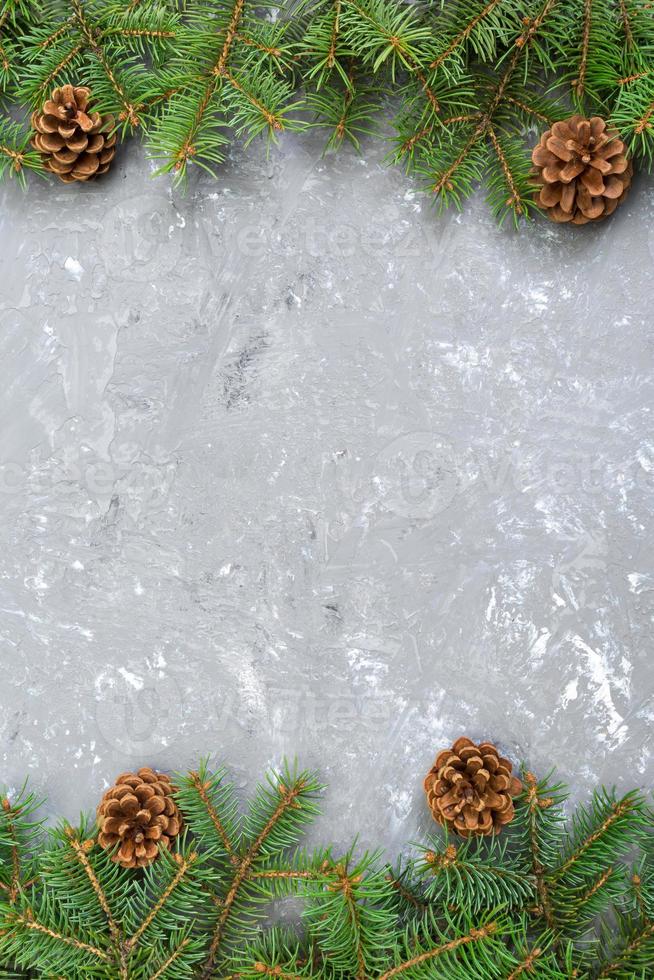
[1,130,653,854]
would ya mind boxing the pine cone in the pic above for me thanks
[424,737,522,837]
[31,84,116,183]
[96,767,182,869]
[532,115,632,225]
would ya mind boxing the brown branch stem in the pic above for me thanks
[377,923,498,980]
[488,122,523,214]
[573,0,593,97]
[149,938,191,980]
[635,99,654,134]
[554,798,635,879]
[328,0,342,68]
[507,946,544,980]
[12,910,108,960]
[126,853,198,950]
[523,773,556,932]
[217,0,245,74]
[189,771,237,858]
[618,0,635,48]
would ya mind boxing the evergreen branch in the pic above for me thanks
[419,835,534,915]
[64,829,121,945]
[581,864,615,903]
[303,848,398,978]
[505,943,546,979]
[631,869,649,920]
[221,69,285,131]
[32,43,85,105]
[521,772,558,932]
[552,789,646,881]
[503,93,552,122]
[328,0,342,70]
[377,920,500,979]
[0,37,10,77]
[575,0,594,99]
[103,27,176,40]
[250,868,334,880]
[217,0,245,74]
[635,97,654,133]
[126,851,198,950]
[487,121,523,215]
[430,124,485,196]
[385,871,428,913]
[201,771,317,978]
[149,938,192,980]
[6,908,109,960]
[619,0,635,49]
[235,32,284,60]
[3,763,654,977]
[619,69,650,84]
[38,21,74,51]
[597,921,654,977]
[0,800,20,906]
[71,0,141,125]
[331,862,366,980]
[188,769,237,860]
[429,0,506,71]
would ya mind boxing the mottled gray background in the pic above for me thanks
[1,130,653,854]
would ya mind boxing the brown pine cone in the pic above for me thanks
[424,737,522,837]
[532,115,632,225]
[96,767,182,869]
[31,84,116,184]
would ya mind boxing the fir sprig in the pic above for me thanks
[17,0,179,131]
[144,0,302,184]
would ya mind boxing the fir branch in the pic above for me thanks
[126,851,198,950]
[575,0,594,99]
[333,862,366,980]
[328,0,342,71]
[71,0,141,125]
[188,769,238,860]
[64,829,121,945]
[377,920,500,979]
[505,943,545,979]
[429,0,506,72]
[619,0,635,49]
[217,0,246,75]
[149,937,192,980]
[597,921,654,977]
[201,770,319,978]
[37,21,75,52]
[520,771,558,932]
[3,762,654,977]
[419,835,534,915]
[487,122,523,215]
[0,800,20,906]
[429,123,486,197]
[635,96,654,133]
[6,908,109,961]
[552,789,646,882]
[384,870,428,914]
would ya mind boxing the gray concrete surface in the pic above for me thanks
[1,131,653,854]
